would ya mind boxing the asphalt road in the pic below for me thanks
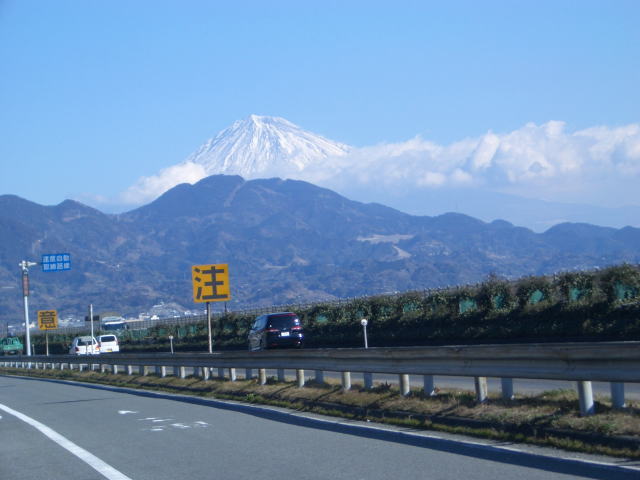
[1,375,638,480]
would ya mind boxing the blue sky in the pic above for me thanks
[1,1,639,221]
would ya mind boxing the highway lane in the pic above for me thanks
[249,370,640,399]
[1,375,638,480]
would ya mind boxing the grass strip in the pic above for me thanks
[2,367,639,459]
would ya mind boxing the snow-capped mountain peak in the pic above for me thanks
[184,115,350,178]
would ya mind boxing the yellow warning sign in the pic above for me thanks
[191,264,230,303]
[38,310,58,330]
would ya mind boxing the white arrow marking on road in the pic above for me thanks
[0,402,133,480]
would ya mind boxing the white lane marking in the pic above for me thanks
[171,423,190,429]
[0,402,133,480]
[117,410,137,415]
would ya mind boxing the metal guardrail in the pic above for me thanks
[3,342,639,416]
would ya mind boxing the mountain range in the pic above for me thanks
[1,175,639,325]
[124,115,640,232]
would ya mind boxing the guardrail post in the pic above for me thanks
[112,364,119,375]
[59,362,65,370]
[474,377,488,403]
[245,368,253,380]
[315,370,324,384]
[341,371,351,391]
[201,367,210,380]
[229,368,237,382]
[363,372,373,389]
[259,368,267,385]
[277,368,285,382]
[399,374,410,396]
[100,364,107,373]
[217,368,225,379]
[140,366,148,376]
[296,369,305,388]
[610,382,626,409]
[126,365,134,376]
[501,378,514,401]
[423,375,437,396]
[156,365,167,378]
[178,366,186,379]
[577,381,595,416]
[78,364,85,372]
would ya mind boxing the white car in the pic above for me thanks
[69,336,100,355]
[97,334,120,353]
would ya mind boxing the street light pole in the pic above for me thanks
[19,260,37,356]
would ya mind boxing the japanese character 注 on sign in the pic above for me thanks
[191,264,230,303]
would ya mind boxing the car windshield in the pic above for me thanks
[77,338,94,346]
[100,336,116,342]
[266,314,300,330]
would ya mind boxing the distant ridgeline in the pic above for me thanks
[34,264,640,353]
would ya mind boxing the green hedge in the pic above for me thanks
[32,264,640,353]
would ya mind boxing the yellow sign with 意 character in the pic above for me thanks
[37,310,58,330]
[191,264,231,303]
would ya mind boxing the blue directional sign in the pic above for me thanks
[41,253,71,272]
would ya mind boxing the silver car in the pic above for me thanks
[97,334,120,353]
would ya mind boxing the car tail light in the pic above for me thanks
[291,326,302,331]
[266,328,279,333]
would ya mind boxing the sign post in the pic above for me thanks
[19,260,38,356]
[191,264,231,353]
[37,310,58,356]
[17,253,71,357]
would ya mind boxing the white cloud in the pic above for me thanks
[119,161,207,205]
[116,120,640,210]
[310,121,640,207]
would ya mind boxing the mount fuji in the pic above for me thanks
[184,115,350,178]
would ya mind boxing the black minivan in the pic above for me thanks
[248,312,304,351]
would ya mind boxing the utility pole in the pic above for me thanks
[89,304,95,354]
[19,260,37,356]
